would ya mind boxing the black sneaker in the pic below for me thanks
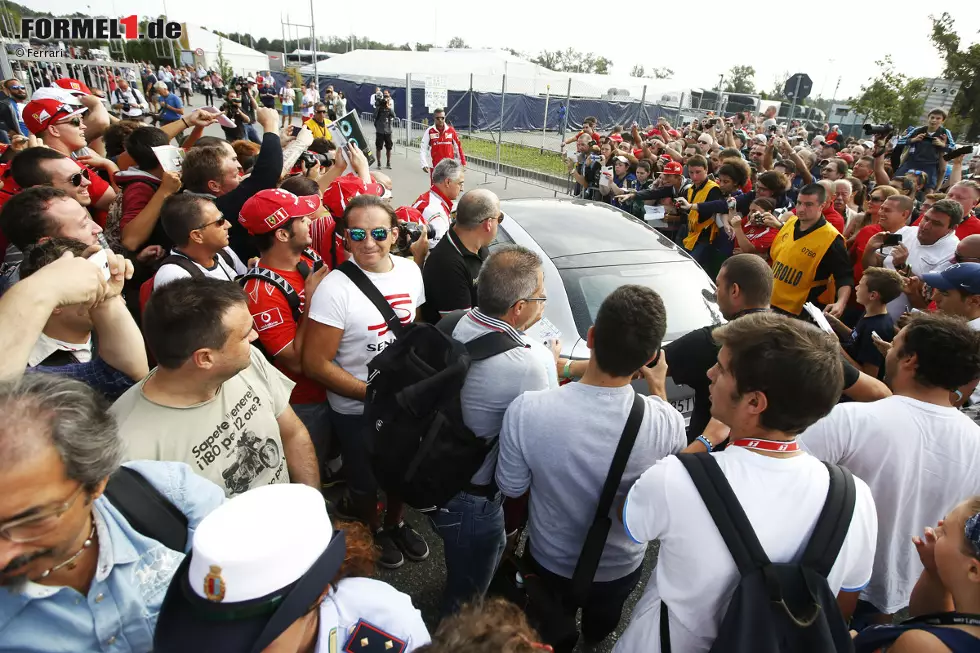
[389,521,429,562]
[375,528,405,569]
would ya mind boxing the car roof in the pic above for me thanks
[499,197,689,265]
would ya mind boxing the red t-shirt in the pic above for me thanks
[823,206,845,234]
[736,224,778,260]
[851,223,883,284]
[243,259,326,405]
[575,130,602,145]
[77,161,111,227]
[309,215,346,271]
[119,180,158,230]
[956,215,980,240]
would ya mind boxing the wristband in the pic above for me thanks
[562,360,572,379]
[696,435,713,453]
[181,117,189,129]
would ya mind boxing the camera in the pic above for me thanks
[863,123,893,136]
[299,151,327,169]
[393,221,436,257]
[767,124,778,134]
[750,211,765,225]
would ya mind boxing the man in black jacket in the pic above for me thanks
[0,79,28,140]
[180,107,283,261]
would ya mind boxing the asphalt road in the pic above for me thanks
[189,94,652,650]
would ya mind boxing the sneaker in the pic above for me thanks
[385,164,392,169]
[375,529,405,569]
[328,493,359,522]
[389,521,430,562]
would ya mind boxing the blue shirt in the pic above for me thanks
[158,93,182,122]
[0,460,225,653]
[33,358,135,401]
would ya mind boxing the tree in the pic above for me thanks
[532,50,563,70]
[447,36,468,49]
[651,67,674,80]
[849,55,927,131]
[216,40,234,84]
[724,65,756,94]
[929,12,980,140]
[593,57,612,75]
[255,37,270,52]
[631,64,645,78]
[415,42,433,52]
[532,48,612,74]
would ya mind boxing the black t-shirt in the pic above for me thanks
[664,310,863,441]
[845,312,895,375]
[421,227,488,324]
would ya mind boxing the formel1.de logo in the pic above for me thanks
[20,16,182,41]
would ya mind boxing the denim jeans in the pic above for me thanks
[291,401,330,474]
[244,122,261,144]
[428,491,506,617]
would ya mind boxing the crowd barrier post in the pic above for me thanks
[405,72,413,150]
[639,85,647,126]
[468,73,474,137]
[497,73,505,174]
[541,84,550,152]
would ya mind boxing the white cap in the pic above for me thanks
[753,134,768,143]
[187,484,333,603]
[31,86,83,107]
[813,134,826,144]
[862,140,875,149]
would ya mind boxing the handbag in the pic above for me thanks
[490,392,646,649]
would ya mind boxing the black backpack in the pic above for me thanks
[661,452,857,653]
[103,466,188,552]
[339,261,523,509]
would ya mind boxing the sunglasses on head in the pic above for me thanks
[348,227,391,242]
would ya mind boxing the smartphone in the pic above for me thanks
[288,125,302,137]
[88,249,111,281]
[882,233,903,247]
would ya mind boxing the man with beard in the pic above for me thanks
[0,78,29,138]
[0,374,225,653]
[801,313,980,622]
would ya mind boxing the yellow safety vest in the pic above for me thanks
[682,180,721,251]
[769,216,841,315]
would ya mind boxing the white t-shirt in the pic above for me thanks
[315,577,430,652]
[302,89,319,116]
[884,226,958,320]
[279,87,294,106]
[153,248,247,290]
[801,395,980,612]
[307,256,425,415]
[616,447,877,653]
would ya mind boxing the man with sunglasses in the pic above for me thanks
[0,374,226,653]
[421,189,501,323]
[152,194,247,291]
[420,108,466,179]
[304,103,333,141]
[0,78,28,138]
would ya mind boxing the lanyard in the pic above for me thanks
[732,438,800,453]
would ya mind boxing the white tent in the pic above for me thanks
[180,24,270,76]
[299,48,687,103]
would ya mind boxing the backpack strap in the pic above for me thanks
[102,466,188,552]
[677,452,771,575]
[159,254,206,279]
[216,248,237,273]
[569,393,646,605]
[238,267,303,322]
[801,463,857,578]
[338,260,405,338]
[302,247,324,273]
[436,309,524,360]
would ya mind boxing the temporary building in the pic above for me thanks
[178,24,270,77]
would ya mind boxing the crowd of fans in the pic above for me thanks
[0,68,979,653]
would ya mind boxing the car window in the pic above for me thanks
[560,261,723,342]
[488,227,514,251]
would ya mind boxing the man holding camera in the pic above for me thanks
[566,133,602,200]
[219,90,250,142]
[111,77,147,121]
[374,89,395,170]
[894,109,955,190]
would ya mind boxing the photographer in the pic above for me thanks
[391,206,430,268]
[374,89,395,169]
[894,109,956,190]
[729,197,782,261]
[565,133,602,200]
[218,90,250,142]
[110,77,147,121]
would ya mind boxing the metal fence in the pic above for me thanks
[2,53,141,98]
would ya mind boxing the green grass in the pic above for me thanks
[459,136,568,177]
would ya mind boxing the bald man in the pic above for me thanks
[817,178,846,233]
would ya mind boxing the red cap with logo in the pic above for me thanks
[394,206,425,224]
[837,152,854,165]
[608,133,623,143]
[22,98,87,134]
[662,161,684,176]
[238,188,322,235]
[53,78,93,96]
[322,175,387,218]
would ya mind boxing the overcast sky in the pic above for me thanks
[35,0,980,101]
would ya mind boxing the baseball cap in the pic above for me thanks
[613,155,629,164]
[608,133,624,143]
[31,86,83,106]
[812,134,826,144]
[823,140,842,151]
[752,134,768,144]
[154,484,346,653]
[239,188,322,236]
[53,78,92,96]
[837,152,854,165]
[662,161,684,176]
[322,175,387,218]
[862,140,875,150]
[921,262,980,295]
[246,77,256,83]
[395,206,425,224]
[22,98,87,134]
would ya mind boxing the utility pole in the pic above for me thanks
[716,74,725,112]
[309,0,317,92]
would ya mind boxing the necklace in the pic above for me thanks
[38,525,96,579]
[732,438,800,453]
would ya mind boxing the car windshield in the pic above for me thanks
[560,261,723,342]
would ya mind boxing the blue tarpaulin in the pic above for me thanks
[271,72,665,132]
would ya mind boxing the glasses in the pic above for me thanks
[869,196,885,204]
[0,485,85,543]
[69,168,91,187]
[9,85,25,90]
[482,213,504,224]
[195,216,227,231]
[518,295,547,305]
[57,117,82,128]
[435,116,446,121]
[315,110,327,114]
[348,227,391,242]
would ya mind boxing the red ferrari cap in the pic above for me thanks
[662,161,684,176]
[394,206,425,224]
[22,98,87,134]
[238,188,321,235]
[322,175,386,218]
[53,78,93,96]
